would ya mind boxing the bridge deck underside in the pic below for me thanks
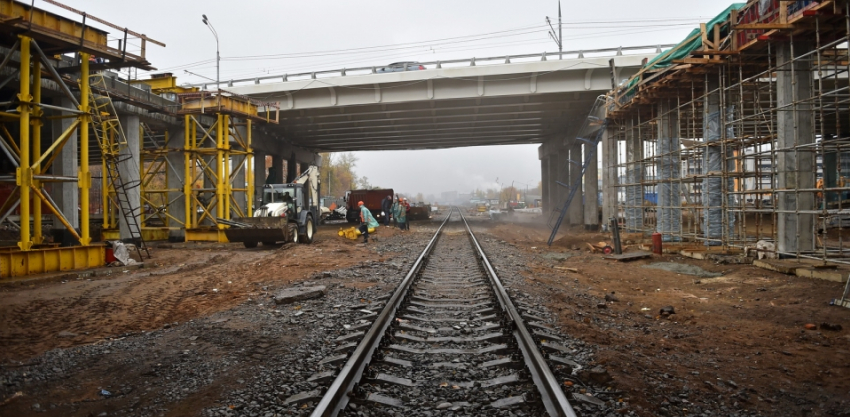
[271,93,596,152]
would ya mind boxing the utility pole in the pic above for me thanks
[547,1,563,60]
[202,14,219,91]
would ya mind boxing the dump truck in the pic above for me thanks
[222,166,320,247]
[344,188,394,223]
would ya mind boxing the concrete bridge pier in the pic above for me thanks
[253,150,267,210]
[567,140,583,225]
[166,126,186,241]
[600,127,618,229]
[584,139,599,231]
[539,153,549,214]
[557,146,571,224]
[539,140,574,222]
[118,115,141,241]
[49,98,79,234]
[776,41,815,254]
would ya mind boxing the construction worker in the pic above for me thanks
[381,194,394,227]
[393,196,408,231]
[403,198,411,231]
[358,201,378,243]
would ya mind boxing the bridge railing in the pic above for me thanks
[189,44,675,89]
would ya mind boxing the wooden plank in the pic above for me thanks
[733,23,794,30]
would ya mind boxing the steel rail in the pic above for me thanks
[460,210,577,417]
[310,209,454,416]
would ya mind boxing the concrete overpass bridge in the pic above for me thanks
[205,46,666,232]
[209,47,666,152]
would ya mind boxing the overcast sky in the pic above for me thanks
[47,0,735,198]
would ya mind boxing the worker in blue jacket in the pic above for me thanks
[358,201,378,243]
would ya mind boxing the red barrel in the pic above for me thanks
[652,232,663,255]
[105,247,117,263]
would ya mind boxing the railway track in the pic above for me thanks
[305,208,578,416]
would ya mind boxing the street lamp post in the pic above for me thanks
[546,1,563,60]
[202,14,219,91]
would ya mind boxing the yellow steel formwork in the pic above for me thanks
[130,74,198,94]
[0,2,162,277]
[0,245,105,277]
[179,90,261,243]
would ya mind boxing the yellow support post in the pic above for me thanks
[216,113,224,229]
[79,53,91,246]
[17,35,32,251]
[246,119,253,217]
[183,115,192,231]
[32,58,43,245]
[139,123,145,227]
[101,152,108,230]
[223,114,231,221]
[164,130,169,227]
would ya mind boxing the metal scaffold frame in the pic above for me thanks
[138,123,179,241]
[605,0,850,266]
[180,95,256,243]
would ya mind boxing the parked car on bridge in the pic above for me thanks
[376,62,425,73]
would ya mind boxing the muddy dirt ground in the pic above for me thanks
[0,213,849,416]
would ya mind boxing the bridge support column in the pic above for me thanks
[286,152,297,182]
[118,115,141,241]
[776,41,815,254]
[539,148,548,213]
[625,118,644,233]
[601,127,618,228]
[567,142,583,225]
[656,101,681,241]
[584,140,598,230]
[50,98,79,231]
[557,147,570,223]
[253,150,266,211]
[166,127,186,241]
[270,154,284,184]
[545,151,558,218]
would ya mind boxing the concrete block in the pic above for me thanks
[274,285,326,305]
[753,259,801,275]
[796,267,849,283]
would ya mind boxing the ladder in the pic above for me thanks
[88,73,150,260]
[547,96,610,246]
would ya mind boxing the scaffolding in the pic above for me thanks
[605,0,850,264]
[0,0,162,276]
[177,90,278,242]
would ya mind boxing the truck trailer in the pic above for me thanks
[344,189,394,223]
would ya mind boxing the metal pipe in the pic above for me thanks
[30,40,81,109]
[0,198,21,230]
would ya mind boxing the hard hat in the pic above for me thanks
[358,201,364,206]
